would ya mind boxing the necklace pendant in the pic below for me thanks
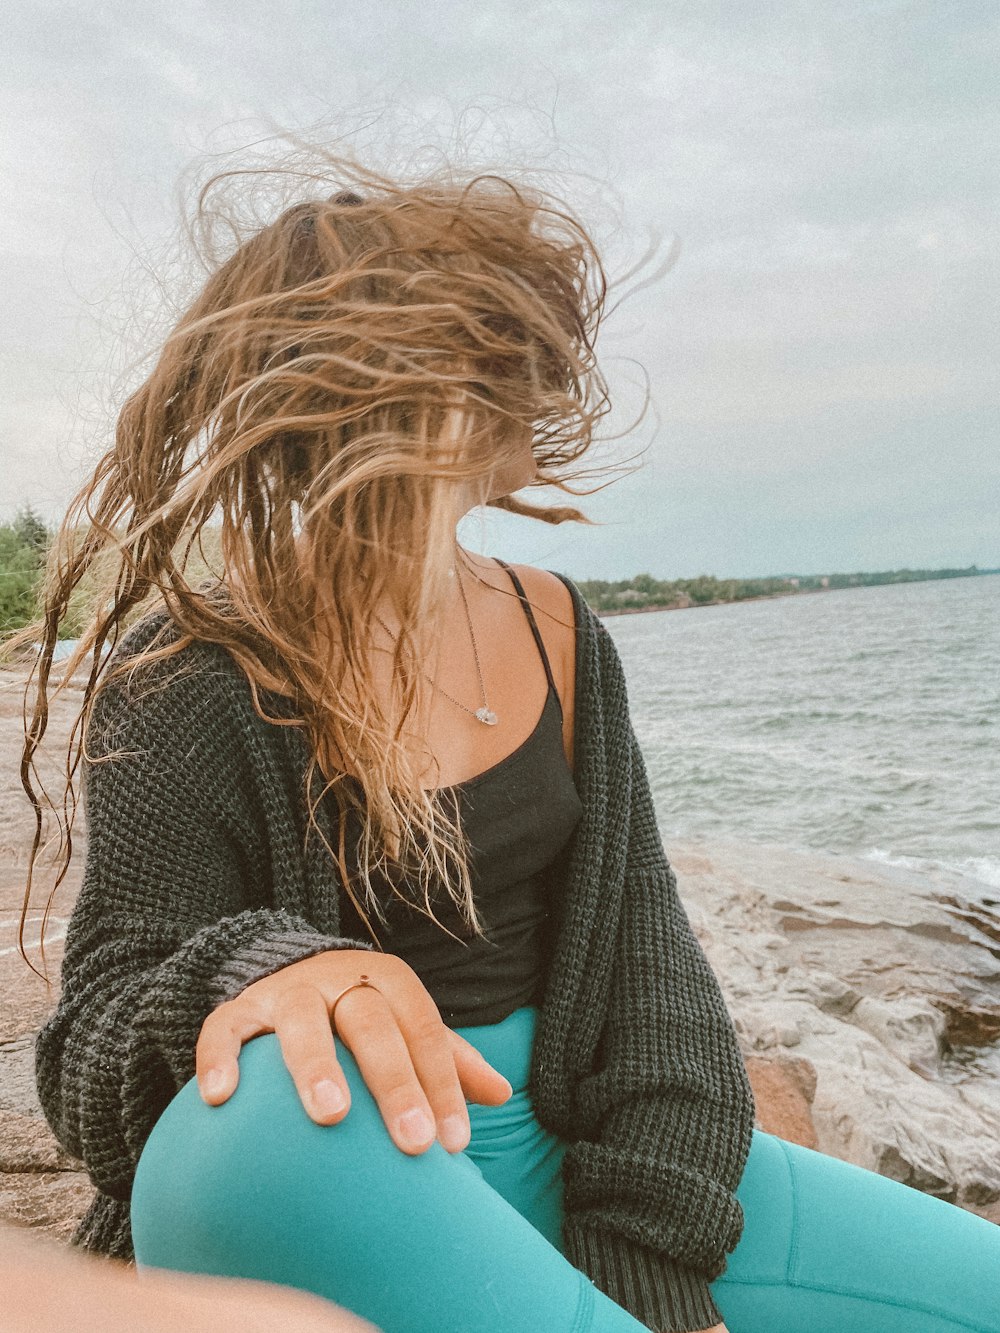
[475,707,498,726]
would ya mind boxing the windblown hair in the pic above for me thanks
[8,145,656,984]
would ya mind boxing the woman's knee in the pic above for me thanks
[132,1032,429,1272]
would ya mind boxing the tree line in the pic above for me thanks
[579,564,990,614]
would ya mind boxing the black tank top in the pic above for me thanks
[336,560,584,1027]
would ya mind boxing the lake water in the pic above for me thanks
[609,572,1000,898]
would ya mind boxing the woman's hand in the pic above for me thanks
[196,949,513,1156]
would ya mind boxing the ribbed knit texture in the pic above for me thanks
[34,573,756,1333]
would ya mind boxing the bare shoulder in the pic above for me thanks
[504,563,575,641]
[504,562,577,771]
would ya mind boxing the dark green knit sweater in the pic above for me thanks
[34,571,755,1333]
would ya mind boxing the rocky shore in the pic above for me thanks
[2,662,998,1247]
[670,836,1000,1222]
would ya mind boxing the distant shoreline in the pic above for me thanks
[599,587,808,617]
[594,568,998,618]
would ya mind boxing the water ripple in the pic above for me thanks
[610,573,1000,896]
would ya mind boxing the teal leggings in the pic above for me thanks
[132,1006,1000,1332]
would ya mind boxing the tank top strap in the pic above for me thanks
[493,558,559,700]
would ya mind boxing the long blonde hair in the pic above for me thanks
[8,144,658,984]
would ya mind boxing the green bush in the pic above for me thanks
[0,505,50,634]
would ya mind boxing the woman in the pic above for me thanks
[15,155,1000,1333]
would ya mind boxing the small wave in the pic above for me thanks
[864,847,1000,891]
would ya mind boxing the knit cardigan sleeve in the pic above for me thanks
[558,626,757,1333]
[34,639,374,1258]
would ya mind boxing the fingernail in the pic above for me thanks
[441,1114,468,1152]
[313,1079,347,1115]
[203,1070,227,1098]
[396,1108,435,1147]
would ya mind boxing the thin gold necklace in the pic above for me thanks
[372,556,499,726]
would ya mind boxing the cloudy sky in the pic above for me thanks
[3,1,997,580]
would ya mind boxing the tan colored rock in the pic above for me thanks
[0,1110,80,1173]
[745,1055,818,1149]
[0,1170,93,1245]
